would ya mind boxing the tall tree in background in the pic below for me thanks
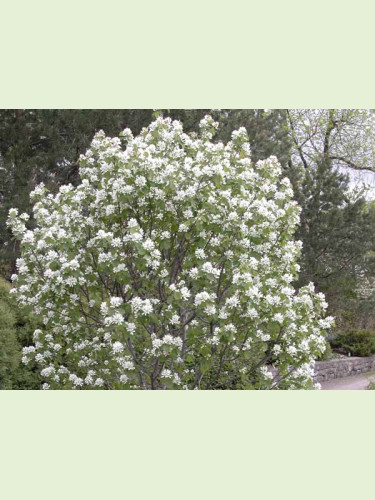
[214,109,291,168]
[286,109,375,328]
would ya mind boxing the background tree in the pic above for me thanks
[286,109,375,329]
[214,109,291,168]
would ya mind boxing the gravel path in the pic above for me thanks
[320,372,375,390]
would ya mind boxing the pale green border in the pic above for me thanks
[1,1,375,498]
[1,391,374,499]
[1,0,374,108]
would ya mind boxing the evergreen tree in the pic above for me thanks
[214,109,291,168]
[287,109,375,329]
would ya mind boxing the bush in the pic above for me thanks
[330,329,375,357]
[7,116,333,390]
[0,278,41,389]
[0,279,19,389]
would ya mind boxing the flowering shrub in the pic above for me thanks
[7,116,333,389]
[330,330,375,357]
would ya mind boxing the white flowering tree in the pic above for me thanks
[7,116,333,390]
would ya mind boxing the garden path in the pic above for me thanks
[320,372,375,390]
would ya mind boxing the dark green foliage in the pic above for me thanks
[296,170,375,308]
[330,330,375,357]
[213,109,292,168]
[0,278,41,389]
[292,155,375,330]
[286,109,375,331]
[0,297,19,389]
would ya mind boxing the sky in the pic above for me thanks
[343,167,375,199]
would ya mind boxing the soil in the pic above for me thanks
[320,372,375,390]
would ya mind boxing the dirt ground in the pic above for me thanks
[320,372,375,390]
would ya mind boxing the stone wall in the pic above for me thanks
[314,355,375,383]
